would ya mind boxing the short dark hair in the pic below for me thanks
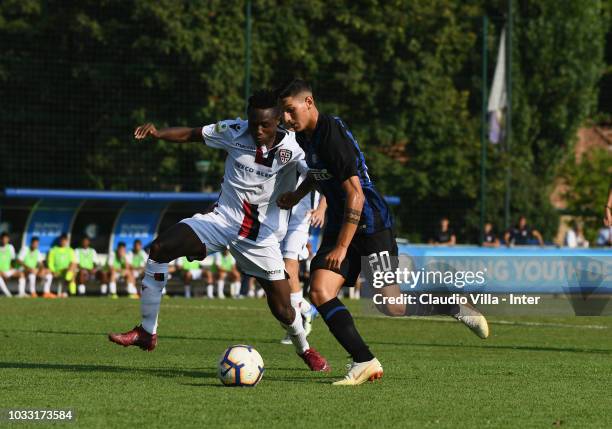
[134,239,141,245]
[59,233,68,241]
[247,89,280,115]
[276,78,312,99]
[31,236,40,242]
[0,232,9,239]
[117,241,126,249]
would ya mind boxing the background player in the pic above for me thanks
[129,239,148,281]
[108,90,329,372]
[17,236,45,297]
[46,234,77,298]
[75,237,104,296]
[211,248,241,299]
[0,232,25,297]
[176,256,213,298]
[107,242,138,299]
[278,186,326,344]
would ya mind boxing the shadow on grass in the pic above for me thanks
[368,340,612,355]
[0,362,326,385]
[0,361,216,379]
[0,329,282,345]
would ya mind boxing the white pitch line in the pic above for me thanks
[162,303,610,330]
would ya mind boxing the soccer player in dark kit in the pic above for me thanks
[277,79,489,385]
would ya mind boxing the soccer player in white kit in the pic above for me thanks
[278,181,326,344]
[108,90,330,372]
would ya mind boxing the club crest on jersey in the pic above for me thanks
[278,149,292,164]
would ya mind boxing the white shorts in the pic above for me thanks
[188,269,202,280]
[181,211,285,281]
[1,269,17,278]
[281,228,309,260]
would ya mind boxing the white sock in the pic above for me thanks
[282,308,309,354]
[140,260,168,334]
[231,281,240,297]
[43,274,52,294]
[354,288,360,299]
[217,280,225,298]
[109,282,117,295]
[349,287,355,299]
[57,283,62,296]
[78,284,86,295]
[100,283,108,295]
[127,283,137,295]
[290,291,312,316]
[256,288,265,298]
[206,284,214,298]
[18,277,26,296]
[184,285,191,298]
[28,273,36,294]
[0,277,11,297]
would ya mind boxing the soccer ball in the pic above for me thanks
[217,345,265,387]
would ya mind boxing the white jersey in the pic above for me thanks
[203,119,307,247]
[289,174,321,235]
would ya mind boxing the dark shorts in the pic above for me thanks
[311,228,398,288]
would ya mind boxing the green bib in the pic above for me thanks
[77,248,95,270]
[22,248,40,269]
[113,254,127,270]
[0,245,13,272]
[50,247,74,272]
[180,257,200,270]
[216,254,234,271]
[131,251,146,268]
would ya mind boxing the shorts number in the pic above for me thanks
[368,251,391,272]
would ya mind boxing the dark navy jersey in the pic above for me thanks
[295,113,393,235]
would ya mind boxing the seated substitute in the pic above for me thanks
[76,237,106,296]
[107,242,138,299]
[17,236,46,297]
[0,232,25,297]
[46,234,77,298]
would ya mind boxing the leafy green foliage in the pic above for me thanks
[0,0,608,241]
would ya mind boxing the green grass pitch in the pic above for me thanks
[1,297,611,428]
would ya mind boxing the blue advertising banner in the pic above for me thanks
[110,202,167,252]
[23,200,82,253]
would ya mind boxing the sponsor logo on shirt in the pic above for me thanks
[308,169,333,181]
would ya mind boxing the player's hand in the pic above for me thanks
[134,123,160,140]
[325,245,347,272]
[277,192,299,210]
[309,206,326,228]
[604,206,612,227]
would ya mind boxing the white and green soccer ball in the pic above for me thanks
[217,345,264,387]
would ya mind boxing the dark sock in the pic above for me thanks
[316,297,374,363]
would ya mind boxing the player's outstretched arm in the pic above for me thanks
[277,176,316,209]
[134,123,203,143]
[325,176,365,271]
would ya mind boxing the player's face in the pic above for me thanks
[82,238,90,248]
[134,242,141,251]
[281,94,313,132]
[117,246,126,257]
[60,238,68,247]
[31,240,39,249]
[1,236,9,246]
[248,108,279,146]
